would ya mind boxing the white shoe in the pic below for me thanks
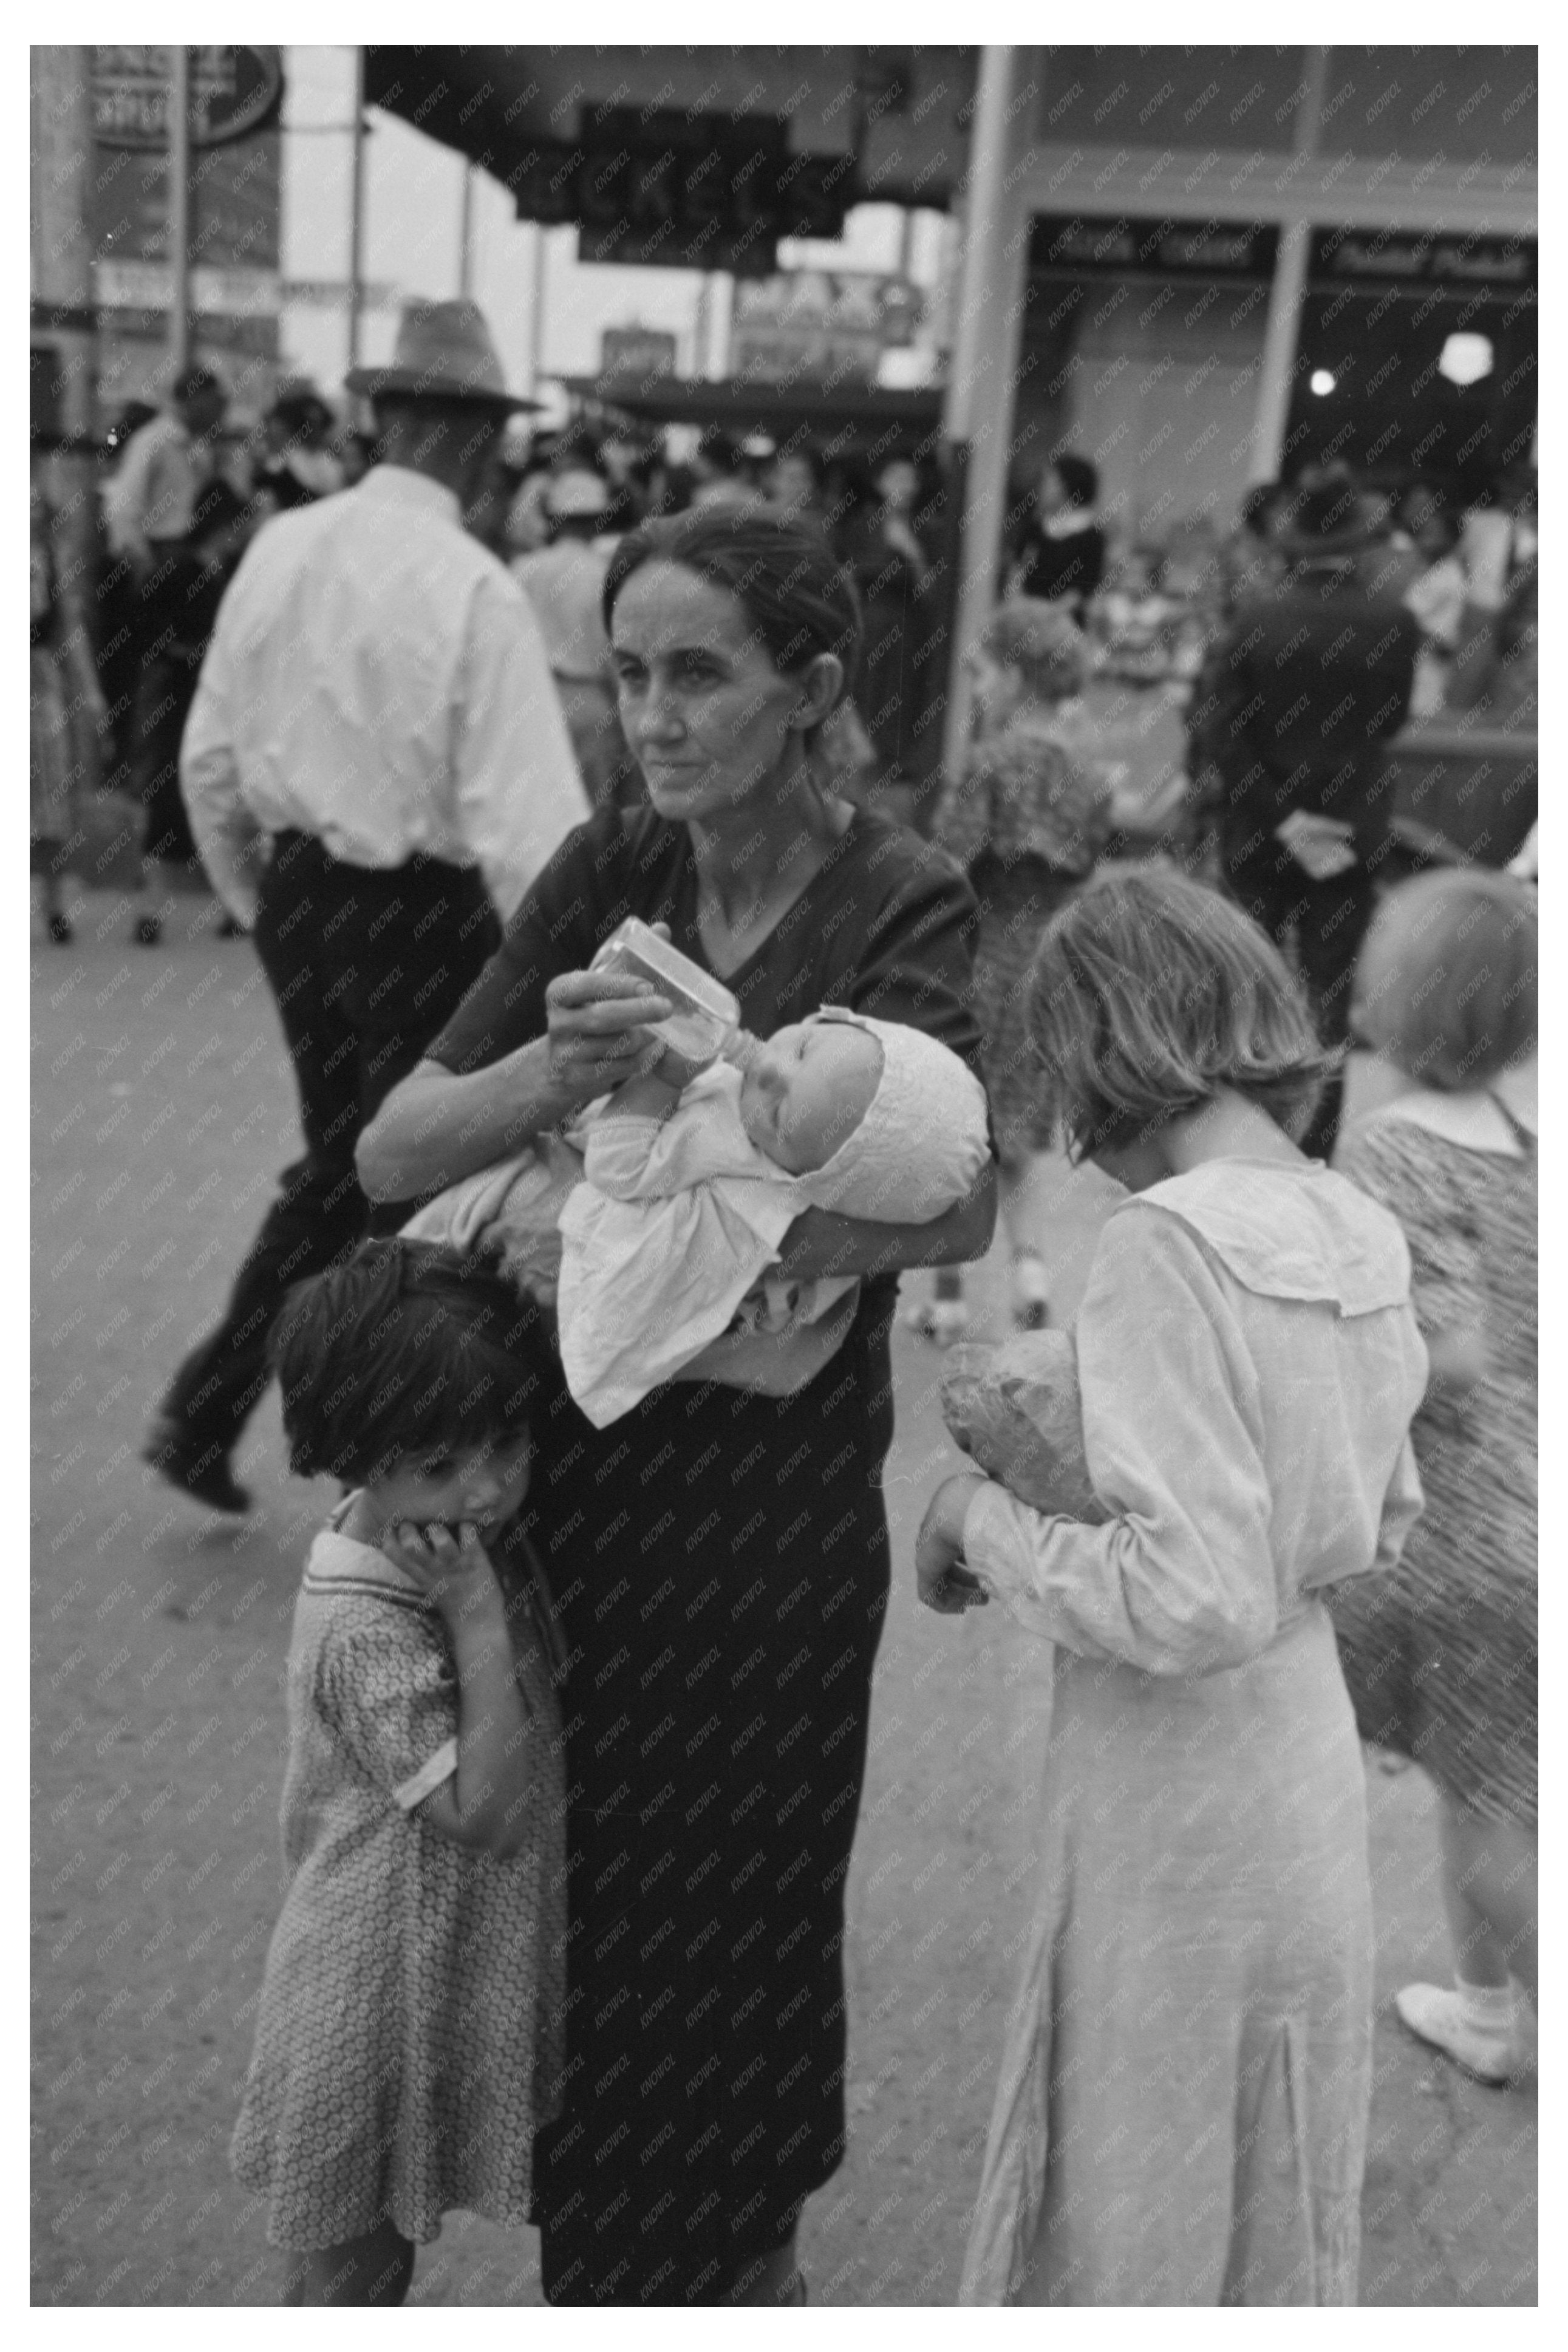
[903,1295,970,1346]
[1394,1982,1529,2084]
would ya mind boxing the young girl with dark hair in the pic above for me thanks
[230,1240,564,2306]
[1009,453,1106,611]
[916,871,1427,2305]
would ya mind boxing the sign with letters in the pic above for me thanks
[91,46,284,149]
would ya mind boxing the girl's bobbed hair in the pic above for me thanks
[1048,452,1098,510]
[268,1239,554,1487]
[1351,868,1537,1090]
[1026,871,1338,1161]
[981,599,1089,704]
[601,506,864,704]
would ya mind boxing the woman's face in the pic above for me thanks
[610,562,837,823]
[876,459,919,514]
[1037,463,1067,516]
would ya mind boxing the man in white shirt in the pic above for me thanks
[102,366,228,576]
[510,468,633,806]
[147,301,588,1514]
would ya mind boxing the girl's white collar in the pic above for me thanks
[1374,1057,1537,1156]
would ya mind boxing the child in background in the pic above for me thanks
[230,1241,564,2306]
[915,872,1426,2305]
[1329,871,1538,2079]
[913,601,1111,1342]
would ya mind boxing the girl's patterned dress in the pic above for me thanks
[1328,1089,1538,1824]
[932,706,1111,1154]
[231,1507,565,2248]
[30,510,73,847]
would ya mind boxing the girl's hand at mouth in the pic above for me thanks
[379,1518,496,1615]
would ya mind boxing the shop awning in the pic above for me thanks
[361,47,975,270]
[559,376,944,451]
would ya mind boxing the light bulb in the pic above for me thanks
[1438,333,1494,387]
[1309,369,1336,397]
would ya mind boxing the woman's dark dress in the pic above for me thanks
[1012,520,1106,608]
[428,803,983,2304]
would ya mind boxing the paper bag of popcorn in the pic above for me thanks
[939,1328,1108,1522]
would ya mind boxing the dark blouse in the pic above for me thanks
[1012,519,1106,607]
[433,799,982,1094]
[429,800,986,2303]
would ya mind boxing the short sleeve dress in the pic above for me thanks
[230,1510,567,2249]
[427,800,984,2303]
[1327,1097,1538,1824]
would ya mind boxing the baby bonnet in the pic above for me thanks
[800,1007,990,1222]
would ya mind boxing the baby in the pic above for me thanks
[406,1009,990,1428]
[561,1006,989,1423]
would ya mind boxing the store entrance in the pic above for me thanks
[1284,236,1536,495]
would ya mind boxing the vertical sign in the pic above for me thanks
[89,46,284,421]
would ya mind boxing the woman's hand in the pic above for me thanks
[916,1473,992,1615]
[544,969,675,1108]
[1423,1323,1493,1408]
[1273,810,1359,882]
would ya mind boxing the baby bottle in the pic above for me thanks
[590,917,754,1085]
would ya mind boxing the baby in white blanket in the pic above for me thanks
[404,1007,990,1427]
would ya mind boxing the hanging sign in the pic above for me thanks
[600,329,678,381]
[1310,230,1536,291]
[1030,214,1278,282]
[92,46,283,149]
[731,271,923,384]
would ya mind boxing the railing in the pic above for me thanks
[1384,723,1537,870]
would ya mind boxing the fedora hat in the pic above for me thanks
[1273,463,1380,560]
[346,299,539,410]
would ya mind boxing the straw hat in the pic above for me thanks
[346,299,539,410]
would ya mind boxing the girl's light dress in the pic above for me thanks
[956,1161,1426,2306]
[231,1507,566,2249]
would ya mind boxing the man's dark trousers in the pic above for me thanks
[159,830,500,1464]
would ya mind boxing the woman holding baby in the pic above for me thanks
[359,510,995,2306]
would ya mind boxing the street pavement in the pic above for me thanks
[30,884,1536,2306]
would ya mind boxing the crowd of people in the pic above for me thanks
[34,293,1536,2306]
[33,324,1538,946]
